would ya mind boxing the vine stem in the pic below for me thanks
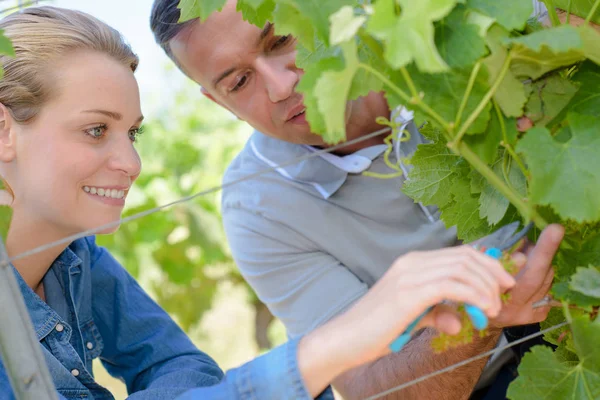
[358,63,453,138]
[458,142,547,229]
[450,53,512,147]
[455,61,481,129]
[542,0,561,26]
[585,0,600,25]
[493,101,529,179]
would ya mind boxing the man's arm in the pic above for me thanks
[334,328,501,400]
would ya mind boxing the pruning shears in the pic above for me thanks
[389,221,533,353]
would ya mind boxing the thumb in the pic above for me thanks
[417,304,462,335]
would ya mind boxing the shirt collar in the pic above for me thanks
[11,244,82,340]
[250,107,414,198]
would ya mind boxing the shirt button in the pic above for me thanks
[71,369,80,377]
[55,324,64,332]
[86,342,94,350]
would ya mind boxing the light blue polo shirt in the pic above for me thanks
[221,111,458,337]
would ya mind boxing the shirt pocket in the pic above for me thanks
[80,319,104,362]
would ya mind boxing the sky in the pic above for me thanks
[51,0,190,116]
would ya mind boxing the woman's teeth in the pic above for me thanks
[83,186,125,199]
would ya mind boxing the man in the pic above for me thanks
[149,1,563,398]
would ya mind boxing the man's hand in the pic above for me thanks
[490,224,564,329]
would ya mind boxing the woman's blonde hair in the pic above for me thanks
[0,6,139,197]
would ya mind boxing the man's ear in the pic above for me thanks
[0,103,16,162]
[200,87,244,120]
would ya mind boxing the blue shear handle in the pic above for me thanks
[463,247,502,331]
[388,247,501,353]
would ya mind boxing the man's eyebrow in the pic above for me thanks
[83,109,144,124]
[256,22,273,46]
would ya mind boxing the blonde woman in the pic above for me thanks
[0,6,558,400]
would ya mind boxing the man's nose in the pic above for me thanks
[256,56,299,103]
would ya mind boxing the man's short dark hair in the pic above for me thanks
[150,0,197,63]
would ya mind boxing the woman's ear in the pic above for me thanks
[0,103,16,162]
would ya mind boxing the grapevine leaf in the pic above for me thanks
[441,178,492,241]
[435,5,488,68]
[387,66,492,134]
[329,6,367,45]
[580,24,600,65]
[479,158,526,225]
[570,266,600,300]
[272,2,315,52]
[0,30,15,58]
[296,57,342,138]
[0,205,11,240]
[313,41,359,143]
[554,0,600,25]
[507,317,600,400]
[366,0,458,72]
[524,74,580,127]
[483,25,526,117]
[566,61,600,118]
[552,282,600,309]
[465,104,518,164]
[236,0,275,28]
[466,0,533,31]
[402,139,470,208]
[517,113,600,222]
[279,0,354,46]
[295,39,336,69]
[508,25,587,80]
[177,0,226,22]
[557,231,600,279]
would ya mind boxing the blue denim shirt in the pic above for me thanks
[0,237,334,400]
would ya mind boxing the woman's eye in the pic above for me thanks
[84,125,106,140]
[128,126,144,142]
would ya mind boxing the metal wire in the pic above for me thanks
[3,126,392,267]
[363,321,570,400]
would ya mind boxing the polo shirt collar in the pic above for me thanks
[250,107,414,199]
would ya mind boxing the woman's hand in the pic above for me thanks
[297,245,517,396]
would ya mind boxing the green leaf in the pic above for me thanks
[553,281,600,309]
[329,6,367,45]
[435,5,488,68]
[525,74,580,127]
[236,0,275,28]
[297,56,343,140]
[366,0,458,72]
[177,0,226,22]
[517,113,600,222]
[272,3,315,51]
[570,266,600,299]
[402,139,470,208]
[479,157,526,225]
[483,25,527,117]
[465,106,518,164]
[554,0,600,25]
[507,317,600,400]
[0,205,11,241]
[281,0,354,46]
[314,41,361,143]
[564,61,600,120]
[440,177,492,241]
[466,0,533,31]
[509,25,587,80]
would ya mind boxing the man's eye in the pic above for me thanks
[271,35,290,50]
[231,75,248,92]
[84,125,106,140]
